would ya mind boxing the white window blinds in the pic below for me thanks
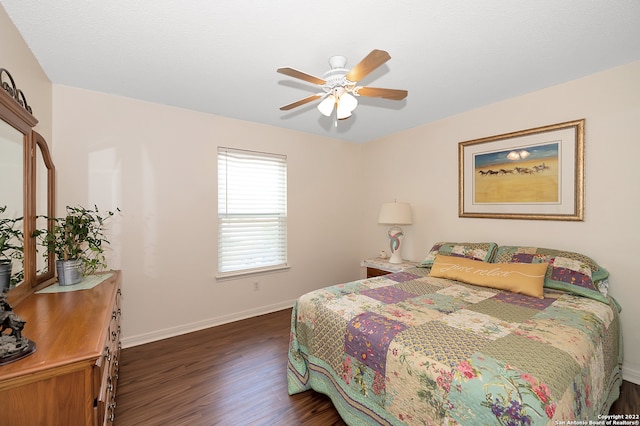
[217,147,287,276]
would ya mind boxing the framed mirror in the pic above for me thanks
[0,118,24,288]
[0,68,55,304]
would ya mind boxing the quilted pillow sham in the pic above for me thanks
[430,255,547,298]
[419,241,498,268]
[492,246,609,303]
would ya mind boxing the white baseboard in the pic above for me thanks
[622,365,640,385]
[121,299,296,349]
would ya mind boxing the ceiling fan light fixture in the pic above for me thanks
[317,94,336,116]
[341,92,358,111]
[336,105,352,120]
[336,92,358,120]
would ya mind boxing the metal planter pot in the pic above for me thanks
[0,261,11,292]
[56,259,84,286]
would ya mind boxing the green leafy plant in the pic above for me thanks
[34,205,119,275]
[0,205,24,263]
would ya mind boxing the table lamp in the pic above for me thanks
[378,201,412,264]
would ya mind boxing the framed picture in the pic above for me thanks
[458,119,584,221]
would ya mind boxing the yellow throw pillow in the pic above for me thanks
[429,255,548,298]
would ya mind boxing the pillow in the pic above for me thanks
[419,241,498,268]
[429,255,547,298]
[492,246,609,303]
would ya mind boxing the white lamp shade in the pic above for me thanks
[336,92,357,120]
[336,106,352,120]
[317,95,336,116]
[341,92,358,112]
[378,202,412,225]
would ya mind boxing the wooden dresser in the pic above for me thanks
[0,271,122,426]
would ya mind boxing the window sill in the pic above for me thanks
[216,264,291,281]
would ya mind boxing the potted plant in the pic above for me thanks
[35,205,119,285]
[0,206,24,292]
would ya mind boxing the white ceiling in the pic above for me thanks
[2,1,640,143]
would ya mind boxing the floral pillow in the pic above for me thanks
[492,246,609,303]
[420,242,498,268]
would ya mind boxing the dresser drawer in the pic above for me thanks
[366,267,390,278]
[96,283,122,426]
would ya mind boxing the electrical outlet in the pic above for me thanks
[253,281,259,291]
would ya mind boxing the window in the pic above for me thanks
[217,147,287,277]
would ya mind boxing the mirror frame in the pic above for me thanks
[32,131,56,286]
[0,69,56,304]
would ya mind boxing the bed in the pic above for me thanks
[287,242,623,425]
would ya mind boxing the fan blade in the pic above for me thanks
[277,67,326,85]
[345,49,391,82]
[279,94,323,111]
[356,87,408,100]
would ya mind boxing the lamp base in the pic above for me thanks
[388,250,403,264]
[387,226,405,264]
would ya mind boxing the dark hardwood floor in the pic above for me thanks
[610,379,640,415]
[115,309,345,426]
[115,308,638,425]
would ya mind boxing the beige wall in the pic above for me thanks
[52,85,365,345]
[360,61,640,384]
[0,6,52,141]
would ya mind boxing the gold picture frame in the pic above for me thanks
[459,119,584,221]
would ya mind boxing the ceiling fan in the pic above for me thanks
[277,49,408,122]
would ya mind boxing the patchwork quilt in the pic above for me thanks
[287,268,622,425]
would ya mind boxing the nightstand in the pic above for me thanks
[362,258,419,278]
